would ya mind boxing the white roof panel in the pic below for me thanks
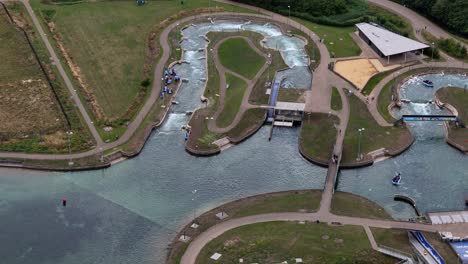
[275,102,305,111]
[356,23,429,56]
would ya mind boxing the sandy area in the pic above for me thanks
[334,59,399,89]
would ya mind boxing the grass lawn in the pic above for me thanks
[277,88,306,102]
[331,192,392,220]
[226,108,266,141]
[361,69,399,96]
[300,113,339,162]
[196,222,396,264]
[249,48,288,105]
[343,93,411,164]
[216,73,247,128]
[331,87,342,111]
[294,18,361,58]
[436,87,467,123]
[436,87,468,149]
[218,37,265,79]
[30,0,251,120]
[371,228,414,255]
[231,190,321,217]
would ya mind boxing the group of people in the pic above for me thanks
[331,154,339,163]
[161,68,181,99]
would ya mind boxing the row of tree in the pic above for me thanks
[233,0,353,17]
[392,0,467,37]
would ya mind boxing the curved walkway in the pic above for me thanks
[207,36,269,134]
[180,210,468,264]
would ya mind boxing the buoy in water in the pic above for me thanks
[62,198,67,207]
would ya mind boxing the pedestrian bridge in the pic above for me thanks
[402,115,457,121]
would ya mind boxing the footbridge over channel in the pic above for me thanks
[402,115,457,122]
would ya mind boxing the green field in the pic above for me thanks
[277,88,305,102]
[436,87,468,148]
[436,87,467,123]
[294,18,361,58]
[331,87,342,110]
[218,37,265,79]
[332,192,392,220]
[343,93,411,164]
[216,73,247,128]
[232,190,321,217]
[371,228,414,255]
[300,113,339,162]
[226,108,266,140]
[196,222,395,264]
[30,0,251,121]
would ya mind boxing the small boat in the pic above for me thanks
[422,80,434,88]
[392,173,402,185]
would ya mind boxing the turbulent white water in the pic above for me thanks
[172,20,312,114]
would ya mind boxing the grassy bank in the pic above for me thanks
[331,192,392,220]
[436,87,468,149]
[331,87,342,110]
[216,73,247,128]
[343,93,411,165]
[371,228,414,255]
[196,222,395,263]
[218,37,265,79]
[362,68,399,96]
[300,113,339,163]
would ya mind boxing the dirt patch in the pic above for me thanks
[0,79,64,139]
[223,236,241,247]
[335,58,399,89]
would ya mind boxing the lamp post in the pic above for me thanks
[99,147,103,162]
[357,128,365,161]
[431,42,435,70]
[287,5,291,26]
[267,53,271,82]
[67,131,73,165]
[192,189,197,224]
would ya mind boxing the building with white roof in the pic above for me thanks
[356,22,429,63]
